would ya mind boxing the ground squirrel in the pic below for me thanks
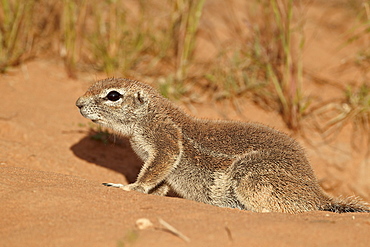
[76,78,369,213]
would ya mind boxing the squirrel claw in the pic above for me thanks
[102,182,146,193]
[102,182,124,188]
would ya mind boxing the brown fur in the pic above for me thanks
[76,78,370,213]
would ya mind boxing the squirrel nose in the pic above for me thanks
[75,97,86,109]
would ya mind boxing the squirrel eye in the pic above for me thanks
[106,91,122,101]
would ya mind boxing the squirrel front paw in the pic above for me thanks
[121,183,146,193]
[102,182,147,193]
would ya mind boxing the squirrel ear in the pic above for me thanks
[134,91,146,105]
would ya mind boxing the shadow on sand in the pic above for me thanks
[70,132,142,184]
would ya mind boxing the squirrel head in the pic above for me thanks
[76,78,154,136]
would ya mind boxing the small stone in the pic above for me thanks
[136,218,153,230]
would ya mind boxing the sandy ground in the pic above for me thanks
[0,59,370,247]
[1,1,370,245]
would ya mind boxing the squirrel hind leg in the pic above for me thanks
[235,180,326,213]
[232,170,299,213]
[234,175,312,213]
[234,181,276,213]
[231,152,323,213]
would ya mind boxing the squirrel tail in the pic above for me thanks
[320,196,370,213]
